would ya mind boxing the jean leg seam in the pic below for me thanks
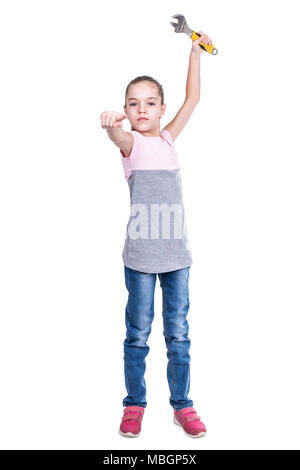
[162,274,175,398]
[124,266,131,383]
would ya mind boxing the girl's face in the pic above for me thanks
[124,82,166,132]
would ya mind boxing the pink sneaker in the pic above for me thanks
[119,406,145,438]
[174,407,207,438]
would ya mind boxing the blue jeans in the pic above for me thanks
[122,264,194,411]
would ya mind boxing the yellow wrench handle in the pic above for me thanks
[191,31,218,55]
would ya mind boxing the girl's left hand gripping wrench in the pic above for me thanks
[170,14,218,55]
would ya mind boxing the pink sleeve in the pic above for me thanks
[120,131,138,180]
[160,129,174,145]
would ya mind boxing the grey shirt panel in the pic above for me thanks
[122,168,193,274]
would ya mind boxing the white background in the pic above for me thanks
[0,0,300,450]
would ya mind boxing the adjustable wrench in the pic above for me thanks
[170,14,218,55]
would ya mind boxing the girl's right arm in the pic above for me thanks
[100,111,133,158]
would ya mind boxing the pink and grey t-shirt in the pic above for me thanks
[120,129,193,274]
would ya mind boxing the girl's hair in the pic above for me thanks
[124,75,164,131]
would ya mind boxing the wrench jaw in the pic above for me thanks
[170,14,193,37]
[170,21,180,31]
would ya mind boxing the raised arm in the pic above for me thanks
[162,31,212,142]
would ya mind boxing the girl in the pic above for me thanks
[100,31,212,439]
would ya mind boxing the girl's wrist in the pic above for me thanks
[190,47,201,56]
[190,49,201,59]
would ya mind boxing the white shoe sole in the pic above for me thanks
[173,416,206,438]
[119,428,141,438]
